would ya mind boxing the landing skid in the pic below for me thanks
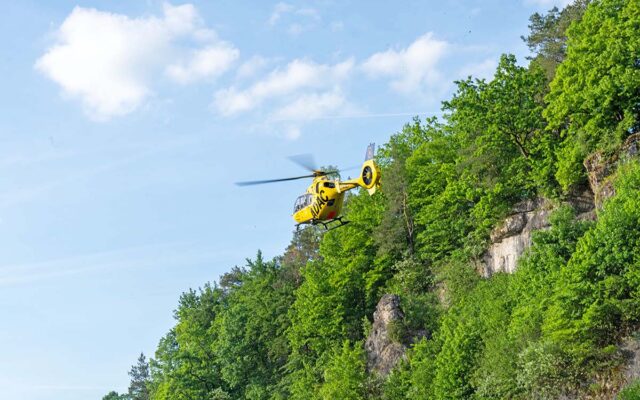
[296,217,350,232]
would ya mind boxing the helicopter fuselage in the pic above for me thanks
[292,158,380,228]
[293,176,348,223]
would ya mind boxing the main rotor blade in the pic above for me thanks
[235,173,317,186]
[288,154,318,173]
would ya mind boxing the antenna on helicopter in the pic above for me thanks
[365,143,375,161]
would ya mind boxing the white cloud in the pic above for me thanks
[362,32,448,94]
[236,56,270,79]
[215,57,355,140]
[213,58,354,115]
[166,44,239,84]
[268,2,320,35]
[288,23,305,35]
[268,88,357,140]
[269,2,294,25]
[270,89,348,121]
[36,3,238,120]
[284,126,301,140]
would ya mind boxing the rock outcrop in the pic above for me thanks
[481,198,553,277]
[365,294,410,376]
[584,133,640,208]
[480,135,640,277]
[481,190,595,277]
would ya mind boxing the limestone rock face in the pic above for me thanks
[365,294,407,376]
[482,198,553,277]
[481,191,595,277]
[584,133,640,208]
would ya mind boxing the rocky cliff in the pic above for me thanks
[481,134,640,278]
[481,190,595,277]
[481,197,553,276]
[365,294,407,376]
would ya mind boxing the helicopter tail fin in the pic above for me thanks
[359,144,380,194]
[358,158,381,195]
[337,144,381,195]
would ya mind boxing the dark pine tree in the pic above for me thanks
[127,353,150,400]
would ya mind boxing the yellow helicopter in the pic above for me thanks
[237,144,381,230]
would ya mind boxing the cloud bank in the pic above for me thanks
[36,3,238,120]
[362,33,449,95]
[35,3,503,139]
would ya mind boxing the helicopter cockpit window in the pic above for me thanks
[323,182,335,188]
[293,194,313,213]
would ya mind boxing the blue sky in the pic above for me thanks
[0,0,571,398]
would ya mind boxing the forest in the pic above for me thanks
[105,0,640,398]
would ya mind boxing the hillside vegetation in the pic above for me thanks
[106,0,640,399]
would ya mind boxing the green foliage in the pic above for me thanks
[382,360,412,400]
[410,54,554,265]
[545,0,640,188]
[543,162,640,365]
[214,253,295,398]
[406,339,440,400]
[508,206,593,347]
[433,312,482,399]
[619,379,640,400]
[515,341,573,399]
[319,341,367,400]
[102,391,129,400]
[375,117,429,260]
[387,320,408,344]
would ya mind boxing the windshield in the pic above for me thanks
[293,194,313,213]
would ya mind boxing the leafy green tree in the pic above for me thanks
[516,340,573,399]
[375,117,432,260]
[432,312,482,399]
[508,206,592,348]
[446,54,550,195]
[149,285,227,400]
[382,360,412,400]
[410,54,552,265]
[319,341,367,400]
[102,391,128,400]
[285,190,384,398]
[543,162,640,366]
[545,0,640,188]
[279,226,323,286]
[282,226,322,268]
[214,253,295,399]
[406,339,440,400]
